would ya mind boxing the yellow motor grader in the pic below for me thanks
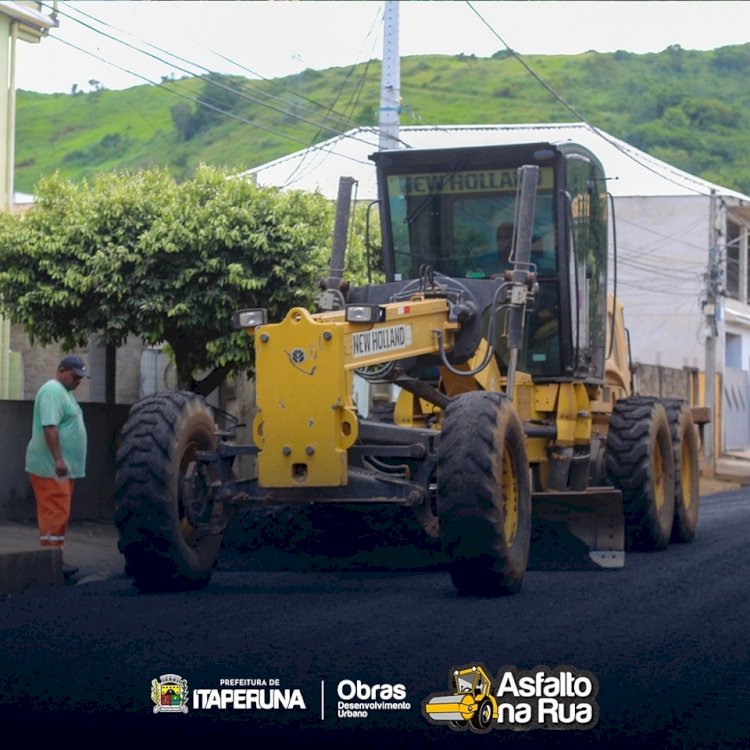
[114,140,701,595]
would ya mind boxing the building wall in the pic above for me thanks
[614,194,750,454]
[9,324,144,404]
[0,401,131,522]
[613,195,708,370]
[0,16,11,209]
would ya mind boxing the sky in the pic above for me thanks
[14,1,750,95]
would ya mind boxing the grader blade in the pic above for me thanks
[528,488,625,570]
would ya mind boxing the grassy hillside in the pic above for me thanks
[15,43,750,195]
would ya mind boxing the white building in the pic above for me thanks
[244,123,750,453]
[0,1,58,400]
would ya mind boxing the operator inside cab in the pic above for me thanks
[467,220,549,280]
[477,219,561,374]
[495,220,515,269]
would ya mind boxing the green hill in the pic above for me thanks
[15,43,750,195]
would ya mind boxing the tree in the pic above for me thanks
[170,73,243,141]
[170,103,198,141]
[0,166,336,394]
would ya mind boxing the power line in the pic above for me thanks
[281,13,381,188]
[198,8,384,132]
[464,0,715,198]
[614,215,708,255]
[615,242,706,270]
[48,1,394,153]
[52,2,352,140]
[616,279,701,297]
[615,256,703,282]
[48,34,374,166]
[60,0,367,135]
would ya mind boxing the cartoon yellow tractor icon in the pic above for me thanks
[424,665,497,730]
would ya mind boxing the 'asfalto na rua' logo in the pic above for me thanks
[151,673,189,714]
[422,663,598,733]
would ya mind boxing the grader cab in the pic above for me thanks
[114,141,701,596]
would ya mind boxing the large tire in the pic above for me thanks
[606,397,675,551]
[114,392,226,592]
[437,392,531,596]
[664,400,700,543]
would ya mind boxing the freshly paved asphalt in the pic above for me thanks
[0,485,749,750]
[0,475,743,596]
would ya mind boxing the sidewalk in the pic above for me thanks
[715,451,750,485]
[0,520,124,596]
[1,475,746,597]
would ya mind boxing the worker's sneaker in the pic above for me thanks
[62,563,79,579]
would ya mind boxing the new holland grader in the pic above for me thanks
[114,140,701,596]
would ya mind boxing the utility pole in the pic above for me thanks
[378,0,400,151]
[704,189,721,473]
[366,1,401,416]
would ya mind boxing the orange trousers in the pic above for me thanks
[28,474,74,548]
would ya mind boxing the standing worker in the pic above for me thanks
[25,355,90,578]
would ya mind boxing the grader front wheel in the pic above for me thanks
[114,392,227,592]
[437,392,531,596]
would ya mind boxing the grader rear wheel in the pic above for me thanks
[437,392,531,596]
[114,391,227,592]
[606,397,675,551]
[665,400,700,543]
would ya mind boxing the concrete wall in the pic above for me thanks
[635,362,697,401]
[0,401,131,522]
[9,325,144,404]
[0,375,252,523]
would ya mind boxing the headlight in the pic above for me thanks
[345,304,386,323]
[232,308,268,329]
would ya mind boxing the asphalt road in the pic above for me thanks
[0,489,748,749]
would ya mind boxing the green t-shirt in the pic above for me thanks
[25,379,87,479]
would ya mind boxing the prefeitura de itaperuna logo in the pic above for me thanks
[151,674,189,714]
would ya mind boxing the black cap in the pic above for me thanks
[59,355,90,378]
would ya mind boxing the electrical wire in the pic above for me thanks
[614,215,709,256]
[202,43,357,123]
[615,253,704,279]
[616,278,700,297]
[53,3,346,138]
[47,34,329,152]
[61,0,373,136]
[47,1,400,154]
[615,237,707,264]
[280,62,376,187]
[45,0,745,215]
[464,1,722,198]
[44,39,380,171]
[282,30,379,188]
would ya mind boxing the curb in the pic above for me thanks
[0,547,63,596]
